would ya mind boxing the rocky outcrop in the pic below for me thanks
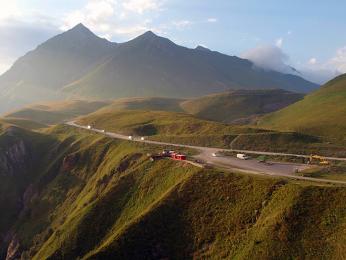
[62,153,79,172]
[0,138,29,176]
[5,235,20,260]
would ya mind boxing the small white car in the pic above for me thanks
[140,137,145,141]
[128,136,133,140]
[100,130,105,133]
[237,154,250,160]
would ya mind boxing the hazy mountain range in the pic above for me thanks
[0,23,318,113]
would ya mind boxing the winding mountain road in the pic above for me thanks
[66,122,346,185]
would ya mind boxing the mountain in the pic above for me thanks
[63,30,318,99]
[0,24,116,112]
[181,89,304,123]
[0,123,346,259]
[258,74,346,139]
[0,25,318,114]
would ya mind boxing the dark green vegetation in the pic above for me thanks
[4,100,110,126]
[0,23,317,113]
[181,89,304,123]
[0,123,345,259]
[259,74,346,140]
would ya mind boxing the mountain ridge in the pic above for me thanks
[0,24,318,114]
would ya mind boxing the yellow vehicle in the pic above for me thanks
[308,155,330,166]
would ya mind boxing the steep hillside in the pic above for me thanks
[0,25,317,113]
[181,89,304,123]
[259,74,346,140]
[0,125,345,259]
[0,125,56,258]
[4,100,110,125]
[63,31,317,100]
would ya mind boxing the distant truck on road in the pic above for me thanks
[237,153,250,160]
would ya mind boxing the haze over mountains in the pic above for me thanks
[0,23,318,113]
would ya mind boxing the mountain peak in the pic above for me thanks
[144,30,156,36]
[66,23,95,36]
[39,23,112,51]
[196,45,211,52]
[71,23,89,31]
[138,30,160,40]
[128,30,177,49]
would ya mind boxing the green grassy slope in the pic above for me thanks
[259,74,346,140]
[77,109,266,147]
[105,97,184,112]
[181,89,303,123]
[0,125,345,259]
[77,108,346,156]
[4,100,110,125]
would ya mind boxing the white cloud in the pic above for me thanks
[301,47,346,84]
[242,43,346,84]
[122,0,162,14]
[0,1,21,21]
[242,45,293,74]
[60,0,164,40]
[275,37,283,48]
[308,57,317,65]
[172,20,192,29]
[329,46,346,73]
[207,18,218,23]
[61,0,116,32]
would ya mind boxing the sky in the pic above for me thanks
[0,0,345,83]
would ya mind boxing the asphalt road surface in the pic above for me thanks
[67,122,346,185]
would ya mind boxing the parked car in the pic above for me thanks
[237,153,250,160]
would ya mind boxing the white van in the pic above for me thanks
[237,153,250,160]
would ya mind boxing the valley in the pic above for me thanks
[0,12,345,260]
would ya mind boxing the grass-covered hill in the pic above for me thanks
[259,74,346,140]
[181,89,303,123]
[69,89,302,125]
[104,97,184,113]
[77,109,267,147]
[4,100,110,126]
[0,124,345,259]
[77,108,346,156]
